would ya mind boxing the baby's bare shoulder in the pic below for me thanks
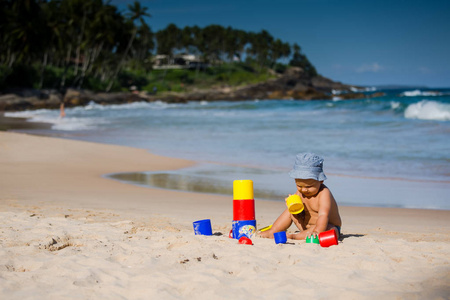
[318,184,332,198]
[317,185,337,205]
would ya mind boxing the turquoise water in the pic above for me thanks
[8,88,450,209]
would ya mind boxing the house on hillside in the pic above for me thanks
[152,54,208,70]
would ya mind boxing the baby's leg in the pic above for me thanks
[290,212,305,232]
[258,208,292,238]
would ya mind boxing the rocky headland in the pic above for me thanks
[0,67,384,111]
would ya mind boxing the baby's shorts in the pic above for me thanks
[334,226,341,236]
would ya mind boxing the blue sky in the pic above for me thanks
[111,0,450,87]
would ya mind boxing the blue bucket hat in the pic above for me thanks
[288,153,327,181]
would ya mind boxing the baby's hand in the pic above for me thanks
[306,231,320,239]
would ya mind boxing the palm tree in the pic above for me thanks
[289,43,317,77]
[202,25,225,63]
[251,30,274,70]
[8,0,44,65]
[156,23,182,59]
[270,39,291,67]
[87,2,123,83]
[106,0,150,91]
[133,23,154,63]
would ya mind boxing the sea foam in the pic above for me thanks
[390,101,401,110]
[404,100,450,121]
[350,86,377,92]
[5,106,107,131]
[80,100,176,111]
[400,90,443,97]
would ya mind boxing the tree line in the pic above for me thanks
[0,0,317,92]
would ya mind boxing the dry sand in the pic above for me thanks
[1,131,449,299]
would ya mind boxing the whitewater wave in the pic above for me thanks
[53,117,108,131]
[404,100,450,121]
[390,101,401,110]
[5,105,108,131]
[4,100,183,131]
[79,100,177,111]
[333,87,376,95]
[350,86,377,92]
[400,89,444,97]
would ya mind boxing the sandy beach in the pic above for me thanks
[1,131,449,299]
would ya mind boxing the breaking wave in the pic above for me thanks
[400,89,444,97]
[404,100,450,121]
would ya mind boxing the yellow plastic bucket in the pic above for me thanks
[233,180,254,199]
[286,194,304,214]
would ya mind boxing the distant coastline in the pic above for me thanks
[0,67,385,112]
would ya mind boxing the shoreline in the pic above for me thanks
[3,112,449,185]
[1,131,449,298]
[105,168,450,210]
[2,113,449,210]
[0,113,52,131]
[1,129,448,222]
[1,130,449,229]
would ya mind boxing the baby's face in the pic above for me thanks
[295,178,322,197]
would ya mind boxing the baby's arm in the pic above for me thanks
[286,211,315,240]
[287,230,314,240]
[309,189,333,237]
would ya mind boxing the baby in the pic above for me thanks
[259,153,342,240]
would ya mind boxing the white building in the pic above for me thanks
[152,54,208,69]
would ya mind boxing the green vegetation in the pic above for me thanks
[140,63,276,93]
[0,0,317,93]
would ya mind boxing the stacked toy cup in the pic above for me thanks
[231,180,257,239]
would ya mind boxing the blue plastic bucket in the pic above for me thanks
[232,220,257,239]
[274,231,287,244]
[193,219,213,236]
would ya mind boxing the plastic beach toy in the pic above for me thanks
[232,180,255,221]
[231,180,256,239]
[274,231,287,244]
[286,194,304,214]
[232,220,256,239]
[318,229,338,247]
[259,225,272,232]
[238,236,253,245]
[233,180,254,200]
[193,219,213,236]
[306,235,320,244]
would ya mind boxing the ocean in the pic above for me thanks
[7,88,450,210]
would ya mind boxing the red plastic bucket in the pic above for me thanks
[233,199,255,220]
[319,229,338,247]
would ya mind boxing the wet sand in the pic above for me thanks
[0,113,51,131]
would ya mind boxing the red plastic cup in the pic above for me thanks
[233,199,255,220]
[319,229,338,247]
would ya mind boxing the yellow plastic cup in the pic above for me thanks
[286,194,304,214]
[233,180,254,199]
